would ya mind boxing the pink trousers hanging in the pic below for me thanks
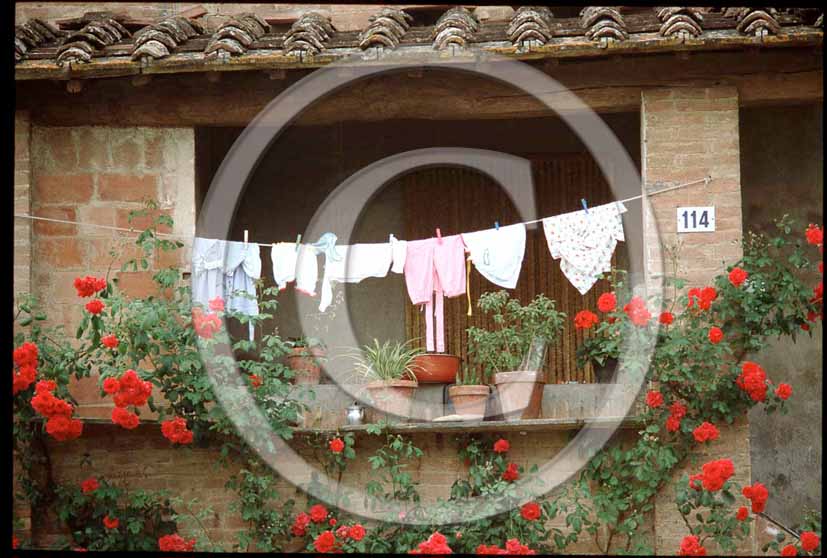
[404,235,466,352]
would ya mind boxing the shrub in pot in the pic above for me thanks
[286,337,326,385]
[447,366,490,421]
[466,291,566,420]
[351,339,423,421]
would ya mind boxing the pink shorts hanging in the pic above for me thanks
[404,234,466,352]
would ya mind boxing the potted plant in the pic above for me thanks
[447,366,490,420]
[286,337,326,385]
[466,291,566,420]
[411,352,461,383]
[351,339,423,420]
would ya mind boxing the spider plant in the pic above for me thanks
[351,339,424,383]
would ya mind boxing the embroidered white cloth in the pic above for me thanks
[318,243,393,312]
[192,237,227,308]
[461,223,526,289]
[542,201,627,294]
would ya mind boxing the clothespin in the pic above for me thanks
[435,228,442,243]
[494,221,500,230]
[581,199,589,215]
[243,229,249,244]
[295,234,302,252]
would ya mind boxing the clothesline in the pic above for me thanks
[13,175,711,245]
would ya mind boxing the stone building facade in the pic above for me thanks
[13,4,823,553]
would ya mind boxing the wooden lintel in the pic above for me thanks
[15,49,823,128]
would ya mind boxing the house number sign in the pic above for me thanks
[677,206,715,233]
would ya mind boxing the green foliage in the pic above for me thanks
[466,291,567,381]
[349,339,424,383]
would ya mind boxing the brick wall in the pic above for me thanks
[641,86,750,554]
[15,111,32,304]
[28,125,194,419]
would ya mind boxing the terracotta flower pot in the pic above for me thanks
[412,353,460,383]
[366,379,417,419]
[287,346,325,385]
[494,371,545,421]
[447,385,490,420]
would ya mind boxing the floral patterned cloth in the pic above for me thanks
[542,201,627,294]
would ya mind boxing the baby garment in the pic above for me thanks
[404,234,466,352]
[390,234,407,274]
[542,201,627,295]
[270,242,319,296]
[192,237,227,308]
[224,241,262,340]
[318,242,393,312]
[461,223,527,289]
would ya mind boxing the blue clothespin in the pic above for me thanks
[494,221,500,230]
[581,199,589,214]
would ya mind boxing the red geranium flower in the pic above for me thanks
[249,374,262,388]
[85,299,105,315]
[574,310,599,330]
[742,482,769,513]
[329,518,337,526]
[707,327,723,344]
[781,544,797,556]
[111,369,153,408]
[12,365,37,395]
[191,308,222,339]
[805,224,823,246]
[493,438,510,453]
[502,462,519,482]
[74,276,107,298]
[103,515,119,529]
[12,535,19,549]
[101,334,119,349]
[728,267,748,287]
[208,296,225,312]
[348,524,366,541]
[736,506,749,521]
[291,512,310,536]
[314,530,337,553]
[329,437,345,453]
[46,415,83,441]
[336,525,350,539]
[597,292,617,313]
[13,341,39,368]
[31,388,74,419]
[161,417,193,445]
[678,535,707,556]
[81,477,99,494]
[775,383,792,400]
[670,401,687,419]
[800,531,820,552]
[659,312,674,325]
[310,503,328,523]
[623,296,651,326]
[504,539,536,555]
[102,377,120,395]
[692,422,720,443]
[645,390,664,409]
[111,407,140,430]
[520,502,541,521]
[688,474,703,491]
[736,361,768,402]
[158,533,196,552]
[700,459,734,492]
[409,532,452,554]
[666,415,682,432]
[688,287,717,310]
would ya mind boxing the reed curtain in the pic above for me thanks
[401,154,625,384]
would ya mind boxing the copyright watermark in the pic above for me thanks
[194,51,659,525]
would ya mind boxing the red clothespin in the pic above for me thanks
[435,228,442,243]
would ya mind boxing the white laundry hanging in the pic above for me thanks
[270,242,319,296]
[542,201,627,295]
[224,240,262,340]
[192,237,227,308]
[461,223,526,289]
[318,242,393,312]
